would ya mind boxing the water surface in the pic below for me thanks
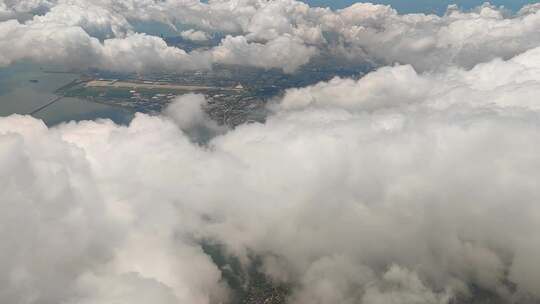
[0,63,133,126]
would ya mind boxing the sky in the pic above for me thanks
[303,0,539,13]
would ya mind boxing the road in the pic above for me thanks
[27,96,63,115]
[27,78,83,115]
[86,80,243,91]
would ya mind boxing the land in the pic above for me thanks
[202,243,290,304]
[60,76,264,126]
[58,56,370,127]
[85,80,240,92]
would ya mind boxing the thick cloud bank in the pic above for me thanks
[4,0,540,72]
[0,21,212,72]
[3,46,540,303]
[3,1,540,303]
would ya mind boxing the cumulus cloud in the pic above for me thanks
[0,20,213,72]
[212,34,318,73]
[0,0,320,72]
[28,2,132,38]
[0,17,316,73]
[0,114,230,304]
[5,0,540,73]
[164,94,226,142]
[332,3,540,70]
[0,0,53,15]
[277,45,540,112]
[114,0,540,71]
[180,29,210,41]
[3,44,540,303]
[0,2,10,20]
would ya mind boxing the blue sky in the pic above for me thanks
[302,0,539,14]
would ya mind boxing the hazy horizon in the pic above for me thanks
[303,0,539,13]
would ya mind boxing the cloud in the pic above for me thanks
[0,116,119,303]
[361,266,452,304]
[0,114,230,304]
[3,45,540,303]
[0,20,213,72]
[121,0,540,71]
[28,2,132,38]
[99,33,213,72]
[180,29,210,41]
[277,45,540,113]
[0,17,316,73]
[5,0,540,73]
[0,0,53,15]
[212,34,318,73]
[335,3,540,70]
[0,1,319,72]
[0,2,10,20]
[164,94,226,142]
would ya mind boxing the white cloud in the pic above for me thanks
[0,0,321,72]
[28,2,132,38]
[212,34,318,73]
[279,45,540,113]
[123,1,540,71]
[99,33,212,72]
[361,266,452,304]
[0,20,213,72]
[0,2,10,20]
[164,94,226,141]
[0,0,54,14]
[2,47,540,303]
[180,29,210,41]
[5,1,540,73]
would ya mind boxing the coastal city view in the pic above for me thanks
[21,54,370,127]
[2,1,540,304]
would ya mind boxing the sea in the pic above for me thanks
[0,63,134,126]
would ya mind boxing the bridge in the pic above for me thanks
[27,96,63,115]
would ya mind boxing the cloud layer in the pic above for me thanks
[4,0,540,72]
[3,1,540,304]
[2,43,540,303]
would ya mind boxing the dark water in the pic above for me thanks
[0,63,133,126]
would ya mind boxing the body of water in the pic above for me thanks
[0,64,133,126]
